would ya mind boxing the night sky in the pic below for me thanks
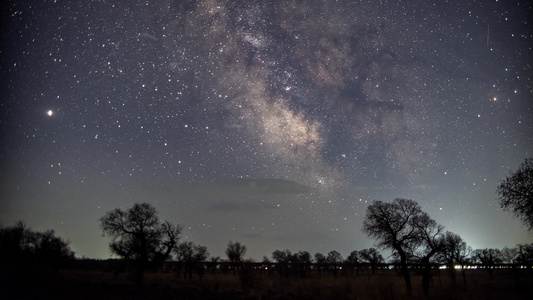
[1,0,532,260]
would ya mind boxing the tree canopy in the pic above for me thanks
[497,157,533,230]
[99,203,182,285]
[175,241,209,280]
[0,221,74,268]
[363,198,444,297]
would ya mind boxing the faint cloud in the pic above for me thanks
[208,201,246,212]
[240,233,262,239]
[188,178,313,198]
[219,178,313,194]
[207,200,265,212]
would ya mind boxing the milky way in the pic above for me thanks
[1,0,532,259]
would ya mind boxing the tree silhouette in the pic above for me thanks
[363,198,426,297]
[272,249,292,276]
[0,221,74,274]
[515,243,533,266]
[314,252,326,274]
[209,256,220,273]
[345,250,361,275]
[272,249,291,263]
[225,241,256,289]
[471,248,502,278]
[99,203,182,285]
[261,256,272,275]
[175,241,209,280]
[500,246,518,264]
[412,212,445,297]
[296,250,312,278]
[497,157,533,230]
[359,248,384,275]
[437,231,471,286]
[225,241,246,275]
[500,245,523,287]
[327,250,343,278]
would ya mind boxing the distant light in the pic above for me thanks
[47,110,54,116]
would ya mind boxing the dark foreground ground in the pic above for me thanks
[2,267,533,300]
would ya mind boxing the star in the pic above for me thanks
[1,0,531,261]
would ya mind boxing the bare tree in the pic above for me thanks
[99,203,182,285]
[261,256,272,275]
[272,249,292,263]
[272,249,292,276]
[175,241,209,280]
[412,213,445,297]
[327,250,343,278]
[0,221,74,274]
[363,198,426,297]
[359,248,384,275]
[497,244,533,287]
[314,252,326,274]
[296,250,312,277]
[225,241,256,289]
[497,157,533,230]
[345,250,361,275]
[225,241,247,275]
[471,248,502,279]
[209,256,220,273]
[516,243,533,266]
[175,242,192,279]
[327,250,343,264]
[437,231,471,286]
[501,246,518,264]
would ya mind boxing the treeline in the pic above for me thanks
[152,242,533,282]
[0,221,75,288]
[0,221,74,268]
[69,241,533,276]
[2,201,532,294]
[1,159,531,297]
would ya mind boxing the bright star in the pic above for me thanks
[47,110,54,116]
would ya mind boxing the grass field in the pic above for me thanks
[2,266,532,299]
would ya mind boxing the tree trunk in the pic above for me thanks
[447,263,457,285]
[422,266,431,297]
[135,261,145,287]
[486,266,494,279]
[461,268,467,292]
[421,249,438,297]
[135,239,148,287]
[402,265,412,298]
[396,249,412,298]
